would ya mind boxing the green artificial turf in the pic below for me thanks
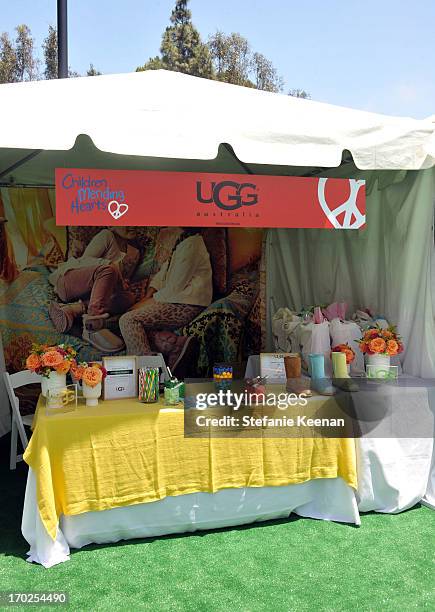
[0,433,434,612]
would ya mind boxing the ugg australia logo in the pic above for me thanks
[196,181,258,210]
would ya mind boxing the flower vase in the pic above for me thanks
[366,353,391,378]
[41,371,67,398]
[82,382,102,406]
[70,371,82,388]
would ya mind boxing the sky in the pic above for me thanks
[2,0,435,118]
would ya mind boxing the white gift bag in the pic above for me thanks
[272,308,301,352]
[299,321,332,376]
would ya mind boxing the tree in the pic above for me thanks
[15,24,38,81]
[137,0,213,78]
[137,55,165,72]
[136,0,308,97]
[208,32,284,92]
[87,63,102,76]
[208,31,252,87]
[252,52,283,93]
[1,23,98,83]
[0,32,18,83]
[42,25,57,79]
[288,88,311,99]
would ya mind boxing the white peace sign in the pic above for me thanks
[108,200,129,220]
[317,178,365,229]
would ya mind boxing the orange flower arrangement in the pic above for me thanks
[26,353,41,372]
[331,343,355,364]
[82,366,103,388]
[55,360,71,375]
[26,343,77,378]
[358,325,404,356]
[41,350,64,369]
[70,361,107,388]
[70,361,85,381]
[386,339,399,356]
[368,338,386,354]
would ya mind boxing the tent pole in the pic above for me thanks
[0,150,43,181]
[223,143,253,174]
[57,0,68,79]
[0,183,54,189]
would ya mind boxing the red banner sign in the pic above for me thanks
[55,169,365,229]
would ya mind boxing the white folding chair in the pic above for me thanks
[3,371,41,470]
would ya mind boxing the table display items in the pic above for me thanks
[271,308,302,352]
[46,384,78,415]
[309,354,336,396]
[322,301,347,322]
[299,320,333,376]
[102,356,138,399]
[331,351,359,392]
[272,303,406,379]
[139,367,160,403]
[245,376,267,403]
[260,353,290,382]
[331,343,355,373]
[366,365,399,380]
[313,306,325,324]
[284,354,312,397]
[213,364,233,390]
[70,362,107,406]
[137,354,170,383]
[358,324,403,378]
[329,319,364,375]
[164,378,183,405]
[25,343,77,397]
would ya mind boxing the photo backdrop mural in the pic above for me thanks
[0,188,263,376]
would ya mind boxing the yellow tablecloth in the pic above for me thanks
[24,396,357,540]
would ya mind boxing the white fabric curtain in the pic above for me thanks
[266,168,435,378]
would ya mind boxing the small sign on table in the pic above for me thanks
[260,353,291,383]
[102,356,137,400]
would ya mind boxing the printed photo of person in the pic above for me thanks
[119,227,213,369]
[48,226,213,374]
[48,227,140,352]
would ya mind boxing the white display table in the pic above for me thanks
[21,371,434,568]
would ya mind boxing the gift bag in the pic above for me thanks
[272,308,301,353]
[299,321,332,376]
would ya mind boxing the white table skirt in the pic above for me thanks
[355,437,434,512]
[245,357,435,513]
[23,430,434,569]
[22,470,360,568]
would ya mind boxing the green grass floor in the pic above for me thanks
[0,433,434,612]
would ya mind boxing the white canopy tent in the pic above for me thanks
[0,69,434,171]
[1,69,435,437]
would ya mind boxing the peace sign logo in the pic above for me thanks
[108,200,129,220]
[318,178,365,229]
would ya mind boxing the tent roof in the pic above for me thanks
[0,69,434,173]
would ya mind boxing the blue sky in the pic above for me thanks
[3,0,435,118]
